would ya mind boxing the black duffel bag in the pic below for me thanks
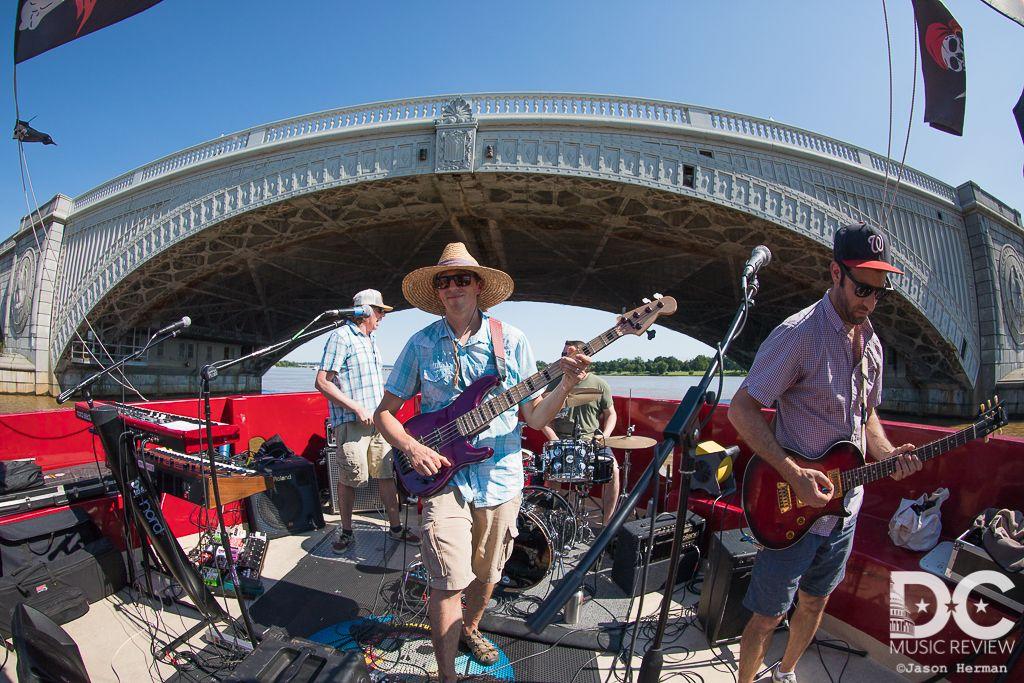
[0,561,89,636]
[0,506,104,576]
[0,459,43,494]
[0,505,126,636]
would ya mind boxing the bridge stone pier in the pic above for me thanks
[1,94,1021,417]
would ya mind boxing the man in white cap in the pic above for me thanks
[375,243,590,682]
[316,289,418,553]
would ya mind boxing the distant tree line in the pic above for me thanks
[537,354,745,375]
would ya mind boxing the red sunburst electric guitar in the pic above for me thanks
[742,397,1008,550]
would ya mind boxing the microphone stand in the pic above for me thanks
[198,315,359,649]
[528,270,762,683]
[56,326,185,405]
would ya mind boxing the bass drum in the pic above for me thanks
[500,487,577,592]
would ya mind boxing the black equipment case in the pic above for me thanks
[0,503,127,635]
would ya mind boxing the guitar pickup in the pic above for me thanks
[777,482,793,514]
[827,469,843,497]
[393,450,414,475]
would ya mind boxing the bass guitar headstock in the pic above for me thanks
[617,294,677,337]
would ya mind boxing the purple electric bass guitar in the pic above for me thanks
[392,295,677,498]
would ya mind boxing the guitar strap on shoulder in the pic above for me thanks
[489,317,507,383]
[856,326,868,454]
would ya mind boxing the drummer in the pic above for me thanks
[542,340,620,524]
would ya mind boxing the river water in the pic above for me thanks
[261,365,745,402]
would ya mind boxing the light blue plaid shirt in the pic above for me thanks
[319,321,385,427]
[385,311,539,507]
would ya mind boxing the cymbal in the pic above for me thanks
[602,434,657,450]
[564,387,603,408]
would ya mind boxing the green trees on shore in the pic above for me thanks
[537,354,744,375]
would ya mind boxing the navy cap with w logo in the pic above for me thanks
[833,222,904,275]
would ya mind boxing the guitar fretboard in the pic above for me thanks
[840,423,979,490]
[454,327,625,437]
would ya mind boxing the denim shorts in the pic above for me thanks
[743,517,857,617]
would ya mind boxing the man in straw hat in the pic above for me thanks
[375,242,591,681]
[316,289,419,554]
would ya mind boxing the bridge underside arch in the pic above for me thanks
[65,173,967,391]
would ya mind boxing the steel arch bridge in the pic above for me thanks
[1,94,1022,416]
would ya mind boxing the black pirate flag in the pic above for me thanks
[15,0,165,63]
[13,120,55,145]
[912,0,966,136]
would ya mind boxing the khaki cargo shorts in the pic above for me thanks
[420,487,521,591]
[333,421,392,487]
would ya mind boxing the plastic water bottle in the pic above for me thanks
[564,587,584,625]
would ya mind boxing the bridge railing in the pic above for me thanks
[68,93,958,212]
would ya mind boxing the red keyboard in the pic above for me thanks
[75,401,238,453]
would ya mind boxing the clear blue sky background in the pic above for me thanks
[2,1,1021,364]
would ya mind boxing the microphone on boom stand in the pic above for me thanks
[56,315,193,405]
[323,305,370,317]
[741,245,772,292]
[155,316,191,336]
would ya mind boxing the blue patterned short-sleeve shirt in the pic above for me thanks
[385,311,539,507]
[319,321,385,427]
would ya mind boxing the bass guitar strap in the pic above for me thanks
[489,317,507,383]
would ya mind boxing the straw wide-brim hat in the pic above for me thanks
[402,242,514,316]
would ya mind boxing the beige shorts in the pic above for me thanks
[420,488,521,591]
[333,422,392,487]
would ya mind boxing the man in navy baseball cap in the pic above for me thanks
[833,222,904,274]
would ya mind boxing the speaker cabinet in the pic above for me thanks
[698,527,759,645]
[324,447,384,514]
[245,456,325,540]
[225,626,369,682]
[611,512,704,597]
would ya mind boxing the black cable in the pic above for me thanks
[814,637,851,683]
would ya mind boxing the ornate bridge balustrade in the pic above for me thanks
[1,94,1020,416]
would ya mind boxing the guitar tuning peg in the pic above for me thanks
[642,297,652,304]
[987,399,992,410]
[980,403,985,413]
[653,293,663,299]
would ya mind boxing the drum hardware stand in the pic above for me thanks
[528,252,768,683]
[616,425,638,521]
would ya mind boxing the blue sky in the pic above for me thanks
[2,1,1021,364]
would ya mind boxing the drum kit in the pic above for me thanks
[503,388,658,592]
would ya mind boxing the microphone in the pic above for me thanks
[324,305,370,317]
[742,245,772,279]
[156,316,191,336]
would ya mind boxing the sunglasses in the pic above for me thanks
[841,264,893,301]
[433,273,475,290]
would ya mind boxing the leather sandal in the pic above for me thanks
[461,628,499,666]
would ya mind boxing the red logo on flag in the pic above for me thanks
[925,20,964,72]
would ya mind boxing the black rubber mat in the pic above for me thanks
[248,529,602,682]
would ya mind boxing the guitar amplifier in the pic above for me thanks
[245,456,324,540]
[323,419,384,514]
[698,527,760,645]
[612,512,704,597]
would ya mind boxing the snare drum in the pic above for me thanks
[542,439,594,483]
